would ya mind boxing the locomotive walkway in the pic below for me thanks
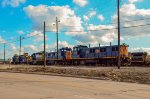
[0,72,150,99]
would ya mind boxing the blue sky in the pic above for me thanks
[0,0,150,58]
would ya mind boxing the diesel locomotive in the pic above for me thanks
[12,53,31,64]
[12,44,150,66]
[130,52,150,65]
[29,44,131,66]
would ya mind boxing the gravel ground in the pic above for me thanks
[0,64,150,84]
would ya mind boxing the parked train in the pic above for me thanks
[45,44,130,66]
[12,53,31,64]
[12,44,150,66]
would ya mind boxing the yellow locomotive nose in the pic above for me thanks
[66,51,71,60]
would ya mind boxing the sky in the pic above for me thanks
[0,0,150,59]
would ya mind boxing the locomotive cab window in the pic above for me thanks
[112,47,118,51]
[90,49,96,53]
[116,47,118,51]
[112,47,115,51]
[52,53,55,56]
[73,47,78,51]
[100,48,106,52]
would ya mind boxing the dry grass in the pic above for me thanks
[0,64,150,84]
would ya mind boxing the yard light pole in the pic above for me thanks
[55,17,60,60]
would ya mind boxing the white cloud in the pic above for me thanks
[23,45,39,53]
[23,5,117,44]
[88,11,97,18]
[97,14,105,21]
[25,41,74,53]
[0,40,73,59]
[112,2,150,38]
[73,24,117,44]
[18,30,24,35]
[83,15,89,21]
[128,0,143,3]
[9,43,17,50]
[26,31,45,42]
[58,41,73,48]
[0,36,6,44]
[1,0,26,7]
[24,5,83,36]
[0,40,18,58]
[47,41,74,51]
[1,43,19,59]
[83,10,97,22]
[73,0,88,7]
[23,2,150,46]
[130,47,150,54]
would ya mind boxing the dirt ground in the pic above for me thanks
[0,64,150,84]
[1,72,150,99]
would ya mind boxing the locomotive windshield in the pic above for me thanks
[73,45,88,51]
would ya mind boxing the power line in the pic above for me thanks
[121,23,150,29]
[22,33,41,40]
[0,31,43,44]
[1,34,39,44]
[121,17,150,23]
[50,23,150,32]
[0,23,149,50]
[45,17,150,28]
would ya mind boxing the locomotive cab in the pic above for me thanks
[19,55,25,64]
[59,47,72,60]
[31,52,44,65]
[72,45,88,58]
[131,52,148,65]
[12,54,19,64]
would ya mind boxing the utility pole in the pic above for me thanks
[19,36,22,56]
[44,21,46,67]
[56,17,59,60]
[117,0,121,69]
[3,43,5,64]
